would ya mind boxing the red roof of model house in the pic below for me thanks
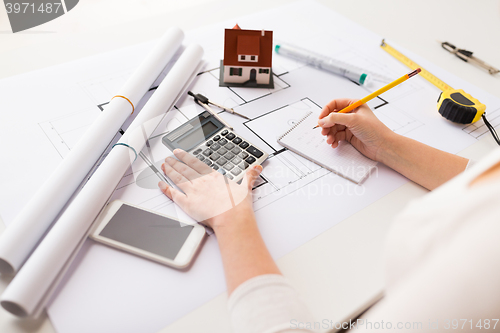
[223,28,273,68]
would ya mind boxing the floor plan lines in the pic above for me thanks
[38,107,103,158]
[462,108,500,139]
[373,104,424,135]
[77,69,134,106]
[245,98,320,153]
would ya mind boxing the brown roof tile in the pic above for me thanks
[223,28,273,68]
[237,35,260,56]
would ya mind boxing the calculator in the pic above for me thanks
[162,111,268,182]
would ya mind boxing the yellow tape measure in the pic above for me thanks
[380,39,486,124]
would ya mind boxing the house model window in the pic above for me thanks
[239,55,258,62]
[229,68,243,76]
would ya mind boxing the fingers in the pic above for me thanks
[159,181,173,199]
[158,181,187,206]
[164,156,199,181]
[173,149,213,175]
[329,131,346,148]
[321,123,345,137]
[242,165,263,190]
[319,98,359,119]
[327,128,356,148]
[161,161,191,190]
[318,111,354,128]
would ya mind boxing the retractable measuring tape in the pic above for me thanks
[380,40,499,145]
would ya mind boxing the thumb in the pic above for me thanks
[243,165,263,190]
[318,112,354,128]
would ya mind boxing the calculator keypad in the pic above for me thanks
[190,129,266,182]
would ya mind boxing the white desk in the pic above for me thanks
[1,1,499,332]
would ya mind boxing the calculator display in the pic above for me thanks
[177,121,218,150]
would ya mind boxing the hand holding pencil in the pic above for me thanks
[314,68,421,129]
[316,68,421,161]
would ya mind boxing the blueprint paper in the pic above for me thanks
[0,45,203,318]
[0,28,184,276]
[0,1,498,332]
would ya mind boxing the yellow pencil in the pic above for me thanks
[313,68,421,129]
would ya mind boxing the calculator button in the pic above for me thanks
[217,168,226,175]
[225,143,235,150]
[213,135,221,141]
[232,137,242,144]
[231,156,242,165]
[206,140,213,146]
[240,151,249,159]
[197,155,205,161]
[218,148,228,155]
[212,164,219,170]
[193,148,202,155]
[231,147,241,155]
[211,143,221,151]
[216,157,227,166]
[204,159,212,166]
[202,149,212,156]
[219,138,228,146]
[221,129,229,136]
[239,142,249,149]
[231,167,242,176]
[210,153,220,161]
[224,162,234,171]
[246,146,264,158]
[226,133,236,140]
[226,174,234,180]
[224,152,235,160]
[238,162,250,170]
[245,156,256,164]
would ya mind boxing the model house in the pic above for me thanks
[220,24,274,88]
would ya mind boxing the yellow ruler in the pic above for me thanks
[380,39,485,124]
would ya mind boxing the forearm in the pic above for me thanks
[213,205,281,295]
[378,132,469,190]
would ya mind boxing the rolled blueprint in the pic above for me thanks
[0,44,204,318]
[0,28,184,275]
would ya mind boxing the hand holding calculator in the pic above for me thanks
[162,111,268,182]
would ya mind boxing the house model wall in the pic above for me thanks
[220,24,274,88]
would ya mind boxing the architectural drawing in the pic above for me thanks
[37,70,150,158]
[3,3,499,332]
[462,107,500,139]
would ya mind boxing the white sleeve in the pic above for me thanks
[358,216,500,332]
[465,159,475,170]
[227,274,317,333]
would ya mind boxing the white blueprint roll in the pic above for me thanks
[0,27,184,275]
[0,44,204,318]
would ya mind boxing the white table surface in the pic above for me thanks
[1,1,499,332]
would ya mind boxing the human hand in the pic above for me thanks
[318,98,394,161]
[158,149,262,229]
